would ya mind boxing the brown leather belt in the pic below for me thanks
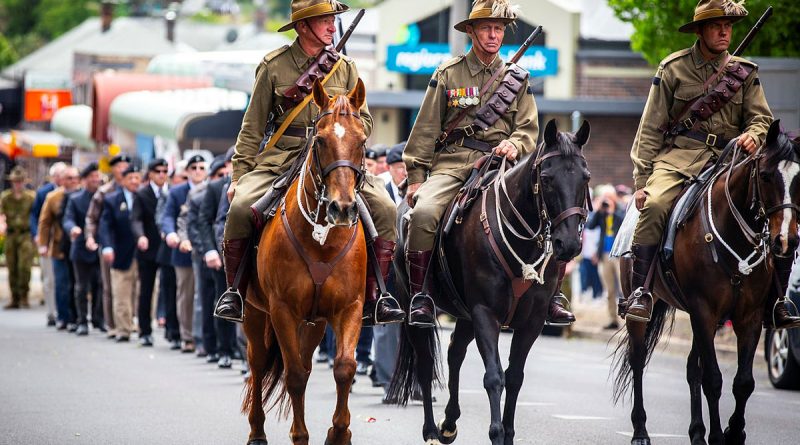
[436,128,493,153]
[680,128,731,150]
[282,126,310,138]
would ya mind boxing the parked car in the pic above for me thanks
[764,258,800,390]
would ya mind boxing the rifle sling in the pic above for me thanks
[262,57,344,152]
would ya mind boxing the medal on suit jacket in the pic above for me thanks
[120,202,127,212]
[446,86,479,108]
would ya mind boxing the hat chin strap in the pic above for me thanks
[302,19,329,48]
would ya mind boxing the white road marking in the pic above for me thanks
[516,402,555,406]
[617,431,688,438]
[552,415,613,420]
[778,160,799,253]
[333,122,346,139]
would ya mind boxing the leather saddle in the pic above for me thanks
[443,155,504,235]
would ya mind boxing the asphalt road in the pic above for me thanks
[1,305,799,445]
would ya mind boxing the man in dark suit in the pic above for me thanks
[99,164,142,342]
[384,144,406,205]
[131,158,169,347]
[161,154,207,352]
[194,152,236,368]
[62,162,103,335]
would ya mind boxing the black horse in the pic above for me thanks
[387,119,592,445]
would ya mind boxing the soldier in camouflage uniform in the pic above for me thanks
[215,0,405,325]
[1,166,36,309]
[625,0,800,328]
[402,0,575,327]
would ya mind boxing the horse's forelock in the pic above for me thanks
[764,131,797,172]
[330,95,353,117]
[556,132,580,157]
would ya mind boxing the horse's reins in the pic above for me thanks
[480,145,590,326]
[281,108,366,325]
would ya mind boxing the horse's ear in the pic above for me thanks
[312,78,330,110]
[544,119,558,147]
[575,120,591,147]
[766,119,781,147]
[348,78,366,111]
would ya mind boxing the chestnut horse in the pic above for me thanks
[614,120,800,445]
[242,79,368,445]
[388,119,592,445]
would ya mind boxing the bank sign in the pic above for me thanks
[386,43,558,76]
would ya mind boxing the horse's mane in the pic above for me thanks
[763,131,798,173]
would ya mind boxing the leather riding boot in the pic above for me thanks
[764,256,800,329]
[362,238,405,327]
[407,250,436,327]
[625,244,659,322]
[213,238,250,323]
[546,261,576,326]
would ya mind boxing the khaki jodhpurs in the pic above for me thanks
[5,233,33,302]
[632,168,688,246]
[407,174,464,252]
[225,167,397,241]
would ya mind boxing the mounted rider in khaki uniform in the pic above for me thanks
[403,0,575,327]
[624,0,800,329]
[215,0,405,326]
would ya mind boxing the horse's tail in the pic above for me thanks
[611,299,675,404]
[241,318,290,418]
[385,322,444,406]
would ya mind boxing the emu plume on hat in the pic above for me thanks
[454,0,520,33]
[678,0,748,33]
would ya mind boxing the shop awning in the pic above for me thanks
[92,72,212,143]
[10,130,66,158]
[146,50,266,92]
[51,105,95,150]
[109,88,248,141]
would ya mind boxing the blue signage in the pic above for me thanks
[386,43,558,76]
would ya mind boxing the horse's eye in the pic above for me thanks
[540,176,553,189]
[760,172,771,182]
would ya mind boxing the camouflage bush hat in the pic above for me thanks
[454,0,519,33]
[9,166,27,182]
[278,0,350,33]
[679,0,748,33]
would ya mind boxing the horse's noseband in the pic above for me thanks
[309,109,366,196]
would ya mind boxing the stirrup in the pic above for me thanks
[408,292,437,327]
[374,292,405,325]
[771,296,800,330]
[625,287,652,323]
[213,288,244,323]
[545,293,574,327]
[551,293,571,310]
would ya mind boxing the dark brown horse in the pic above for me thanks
[614,120,800,445]
[241,79,368,445]
[388,119,592,445]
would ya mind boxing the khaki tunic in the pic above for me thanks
[631,41,772,245]
[1,188,35,301]
[404,50,539,251]
[226,39,396,241]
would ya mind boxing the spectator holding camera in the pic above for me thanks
[586,184,625,329]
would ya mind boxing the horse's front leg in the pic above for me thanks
[471,305,505,445]
[270,308,311,445]
[439,319,475,444]
[689,312,725,445]
[686,338,706,445]
[724,311,762,445]
[242,304,270,445]
[626,319,651,445]
[502,321,543,445]
[326,302,361,445]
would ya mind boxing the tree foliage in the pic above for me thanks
[609,0,800,66]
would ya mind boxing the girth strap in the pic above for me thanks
[281,209,358,324]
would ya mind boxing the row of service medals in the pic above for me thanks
[446,87,480,108]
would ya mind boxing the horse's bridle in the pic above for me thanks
[306,108,366,200]
[531,145,592,232]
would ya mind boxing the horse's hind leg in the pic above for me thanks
[472,306,505,445]
[724,313,762,445]
[326,307,361,445]
[242,306,270,444]
[690,313,725,445]
[439,319,475,443]
[501,323,541,445]
[686,339,706,445]
[626,320,650,445]
[270,310,311,445]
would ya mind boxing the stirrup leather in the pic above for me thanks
[213,288,244,323]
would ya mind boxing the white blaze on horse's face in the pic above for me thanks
[778,160,799,254]
[333,122,346,140]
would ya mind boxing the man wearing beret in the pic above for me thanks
[161,154,207,352]
[99,164,142,342]
[63,162,104,335]
[217,0,404,327]
[85,153,130,337]
[1,166,36,309]
[131,158,169,346]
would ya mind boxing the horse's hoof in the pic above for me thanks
[437,419,458,444]
[425,439,442,445]
[631,438,651,445]
[323,440,351,445]
[246,440,268,445]
[724,426,745,445]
